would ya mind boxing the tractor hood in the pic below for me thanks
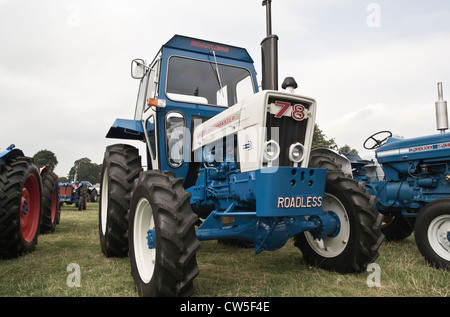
[376,132,450,163]
[192,90,316,173]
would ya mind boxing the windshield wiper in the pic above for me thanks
[211,50,224,97]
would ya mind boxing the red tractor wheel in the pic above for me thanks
[0,156,42,258]
[20,172,41,242]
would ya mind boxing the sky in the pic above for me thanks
[1,0,450,178]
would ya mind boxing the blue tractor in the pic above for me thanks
[0,145,60,258]
[59,181,96,210]
[348,83,450,270]
[98,2,384,296]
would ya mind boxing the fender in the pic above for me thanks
[40,164,51,175]
[105,118,144,141]
[0,144,25,166]
[311,147,352,178]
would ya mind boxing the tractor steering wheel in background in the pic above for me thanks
[363,130,393,150]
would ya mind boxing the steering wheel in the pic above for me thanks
[363,131,393,150]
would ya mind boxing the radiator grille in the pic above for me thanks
[265,96,310,167]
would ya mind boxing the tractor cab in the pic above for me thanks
[106,35,258,180]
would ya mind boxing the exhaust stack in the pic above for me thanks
[261,0,278,91]
[436,82,448,133]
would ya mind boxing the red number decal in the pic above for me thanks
[292,104,305,121]
[274,101,291,118]
[274,101,306,121]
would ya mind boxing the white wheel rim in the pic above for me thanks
[427,214,450,261]
[100,167,108,235]
[133,197,156,283]
[304,193,350,258]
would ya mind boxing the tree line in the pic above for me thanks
[32,150,102,184]
[312,124,358,154]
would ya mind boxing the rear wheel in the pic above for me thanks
[381,215,415,241]
[77,185,87,211]
[0,157,42,258]
[90,189,98,202]
[129,170,200,297]
[40,170,59,233]
[99,144,142,257]
[415,198,450,270]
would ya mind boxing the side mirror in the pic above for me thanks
[131,59,146,79]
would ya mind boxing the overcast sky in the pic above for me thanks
[1,0,450,178]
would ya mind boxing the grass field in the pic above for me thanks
[0,202,449,297]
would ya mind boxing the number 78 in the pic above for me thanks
[273,101,306,121]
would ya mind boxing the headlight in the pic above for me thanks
[289,142,305,164]
[263,140,280,162]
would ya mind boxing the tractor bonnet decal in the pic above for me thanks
[197,113,239,138]
[409,142,450,152]
[378,141,450,158]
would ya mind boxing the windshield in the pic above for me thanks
[166,56,254,107]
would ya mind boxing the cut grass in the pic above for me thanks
[0,203,448,297]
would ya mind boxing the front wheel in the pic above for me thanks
[295,171,384,273]
[128,170,200,297]
[415,198,450,270]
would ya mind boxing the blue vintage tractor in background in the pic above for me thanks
[0,144,60,258]
[347,83,450,270]
[98,1,384,297]
[59,180,98,210]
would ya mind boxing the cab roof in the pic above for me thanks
[163,34,254,63]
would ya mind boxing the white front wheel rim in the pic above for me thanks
[304,193,350,258]
[133,197,156,283]
[427,214,450,261]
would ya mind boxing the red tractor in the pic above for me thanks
[0,145,60,258]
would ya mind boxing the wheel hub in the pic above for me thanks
[310,211,341,240]
[304,193,350,258]
[439,229,450,249]
[147,229,156,249]
[22,199,29,216]
[432,216,450,254]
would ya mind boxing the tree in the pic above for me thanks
[338,144,358,154]
[68,158,102,184]
[58,176,69,183]
[312,124,358,154]
[312,124,338,150]
[33,150,58,172]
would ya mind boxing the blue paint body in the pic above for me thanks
[349,132,450,217]
[0,144,24,167]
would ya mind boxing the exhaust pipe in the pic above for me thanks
[261,0,278,91]
[436,82,448,133]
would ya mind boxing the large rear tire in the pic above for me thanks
[0,156,42,258]
[40,170,59,233]
[99,144,142,257]
[128,170,200,297]
[381,215,415,241]
[77,185,87,211]
[295,153,384,272]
